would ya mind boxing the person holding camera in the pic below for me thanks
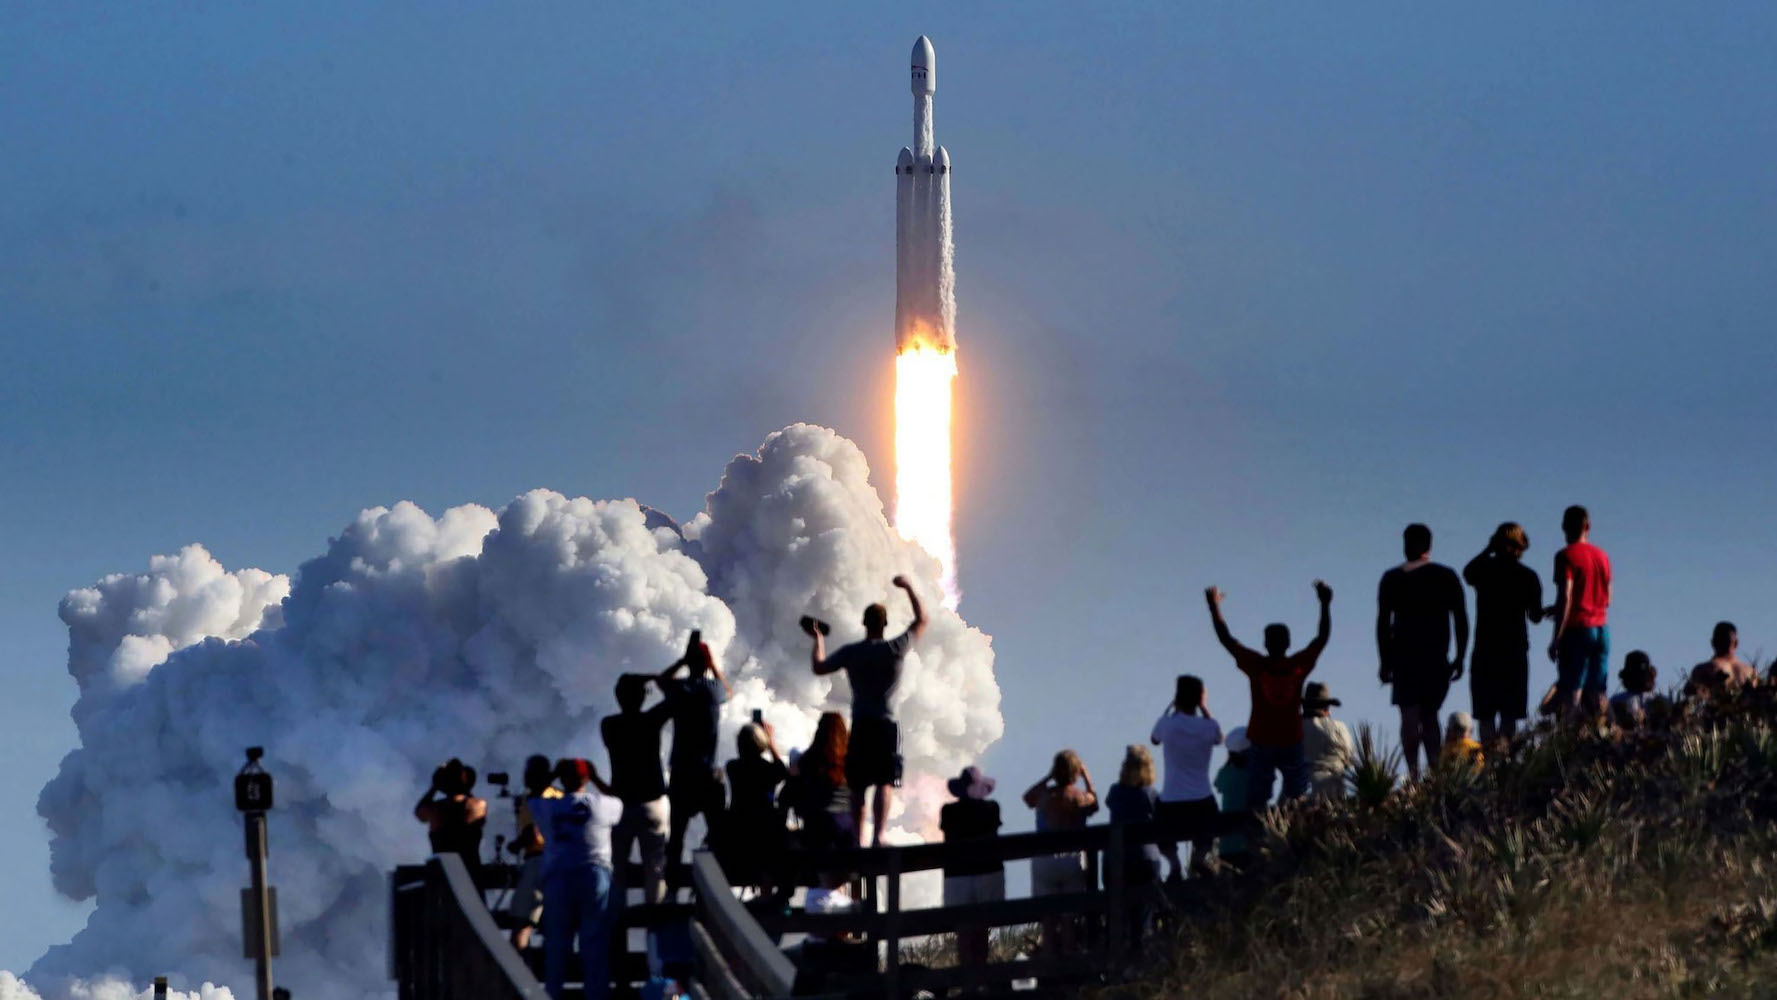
[1022,750,1098,954]
[507,754,563,949]
[529,758,625,1000]
[1150,674,1221,878]
[602,674,673,904]
[658,630,730,868]
[414,758,488,886]
[1206,580,1333,807]
[807,575,928,848]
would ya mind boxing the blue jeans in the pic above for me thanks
[543,863,615,1000]
[1248,742,1309,809]
[1556,626,1610,698]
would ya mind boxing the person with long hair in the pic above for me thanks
[1463,522,1544,744]
[794,712,856,853]
[1150,674,1221,878]
[1107,745,1165,885]
[1023,749,1098,954]
[723,720,789,896]
[414,758,488,886]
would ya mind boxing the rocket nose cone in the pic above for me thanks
[912,36,934,69]
[935,146,950,168]
[911,35,936,93]
[897,147,914,168]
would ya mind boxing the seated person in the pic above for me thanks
[1440,713,1483,767]
[1611,651,1660,728]
[1688,622,1758,699]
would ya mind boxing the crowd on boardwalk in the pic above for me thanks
[411,505,1761,998]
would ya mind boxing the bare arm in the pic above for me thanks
[1204,588,1252,660]
[894,576,928,639]
[413,785,438,825]
[1549,576,1575,661]
[1307,580,1333,657]
[1375,575,1392,671]
[1022,776,1049,809]
[810,628,839,676]
[1451,573,1469,680]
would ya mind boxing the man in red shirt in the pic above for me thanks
[1205,580,1333,807]
[1548,505,1612,721]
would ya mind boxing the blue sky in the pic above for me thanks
[5,2,1777,970]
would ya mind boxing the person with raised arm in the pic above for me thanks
[529,758,625,1000]
[1205,580,1333,807]
[808,575,928,848]
[658,631,730,868]
[1149,674,1221,878]
[1022,749,1099,954]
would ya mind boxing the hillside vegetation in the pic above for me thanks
[1111,690,1777,999]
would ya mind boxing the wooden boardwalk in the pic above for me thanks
[391,822,1170,998]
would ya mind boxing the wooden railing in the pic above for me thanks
[389,854,549,1000]
[392,823,1180,998]
[700,822,1170,999]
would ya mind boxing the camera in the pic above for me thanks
[487,771,509,787]
[799,615,831,637]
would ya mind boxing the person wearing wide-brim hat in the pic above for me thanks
[939,765,1003,975]
[1301,682,1354,800]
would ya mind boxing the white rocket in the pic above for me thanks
[895,36,956,354]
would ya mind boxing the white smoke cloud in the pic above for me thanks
[21,424,1001,999]
[0,973,233,1000]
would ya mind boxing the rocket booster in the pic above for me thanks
[895,36,956,354]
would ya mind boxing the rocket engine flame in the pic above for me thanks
[894,344,958,606]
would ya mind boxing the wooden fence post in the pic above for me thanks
[883,849,904,999]
[1104,823,1127,969]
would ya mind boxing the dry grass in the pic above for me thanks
[1089,687,1777,999]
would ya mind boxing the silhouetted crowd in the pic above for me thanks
[411,504,1761,998]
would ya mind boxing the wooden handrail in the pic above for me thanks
[690,849,796,998]
[389,855,549,999]
[783,819,1175,880]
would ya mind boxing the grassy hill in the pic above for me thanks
[1108,690,1777,999]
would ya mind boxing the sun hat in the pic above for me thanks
[1225,727,1251,754]
[1302,681,1342,709]
[946,765,996,800]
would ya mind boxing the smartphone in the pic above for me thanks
[752,709,764,724]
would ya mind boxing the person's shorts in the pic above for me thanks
[506,855,545,926]
[668,765,724,820]
[845,717,903,791]
[1031,853,1088,896]
[1389,659,1452,711]
[1556,626,1610,698]
[1155,796,1220,848]
[942,869,1007,907]
[1470,647,1530,721]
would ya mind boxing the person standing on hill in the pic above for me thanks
[1205,580,1333,807]
[1547,506,1612,721]
[809,575,928,848]
[1150,674,1222,878]
[1463,523,1544,744]
[1378,523,1469,780]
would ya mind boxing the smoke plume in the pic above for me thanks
[17,425,1000,999]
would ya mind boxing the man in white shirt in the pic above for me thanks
[1150,675,1223,878]
[1301,682,1354,800]
[529,758,625,1000]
